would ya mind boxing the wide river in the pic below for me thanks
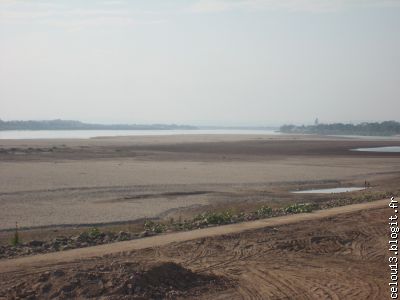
[0,129,280,140]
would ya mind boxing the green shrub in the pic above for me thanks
[173,220,193,231]
[256,206,272,218]
[88,227,101,238]
[232,212,246,222]
[194,210,233,225]
[144,220,166,233]
[284,203,315,214]
[11,222,20,246]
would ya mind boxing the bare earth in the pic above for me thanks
[0,200,390,299]
[1,134,400,230]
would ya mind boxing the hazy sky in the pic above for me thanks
[1,0,399,126]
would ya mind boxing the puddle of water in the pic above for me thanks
[292,187,365,194]
[352,146,400,153]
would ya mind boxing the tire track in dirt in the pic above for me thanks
[150,203,388,299]
[0,200,390,299]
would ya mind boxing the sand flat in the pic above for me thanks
[1,134,400,230]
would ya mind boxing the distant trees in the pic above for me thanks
[280,121,400,136]
[0,119,197,131]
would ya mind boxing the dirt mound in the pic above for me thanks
[137,262,213,291]
[2,262,229,299]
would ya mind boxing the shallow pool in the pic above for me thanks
[292,187,365,194]
[352,146,400,153]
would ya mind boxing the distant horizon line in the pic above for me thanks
[1,118,400,129]
[0,119,278,130]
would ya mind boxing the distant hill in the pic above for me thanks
[280,121,400,136]
[0,119,197,131]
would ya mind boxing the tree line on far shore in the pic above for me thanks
[280,121,400,136]
[0,119,197,131]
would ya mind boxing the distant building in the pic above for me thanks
[314,118,319,125]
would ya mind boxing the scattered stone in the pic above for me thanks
[41,283,52,293]
[139,231,152,238]
[32,282,42,292]
[61,283,76,293]
[38,272,50,282]
[60,245,73,251]
[27,240,44,247]
[52,269,65,277]
[117,231,130,241]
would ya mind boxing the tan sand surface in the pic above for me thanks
[1,135,400,230]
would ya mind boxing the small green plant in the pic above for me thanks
[144,220,166,233]
[194,210,233,225]
[11,222,20,246]
[284,203,315,214]
[232,212,246,222]
[173,219,194,231]
[88,227,101,238]
[256,206,273,218]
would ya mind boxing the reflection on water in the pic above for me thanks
[352,146,400,153]
[0,129,280,140]
[292,187,365,194]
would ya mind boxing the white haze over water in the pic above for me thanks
[0,129,280,139]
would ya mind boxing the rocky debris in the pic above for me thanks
[52,270,65,277]
[0,230,140,260]
[38,272,51,282]
[1,262,230,299]
[139,230,156,238]
[27,240,44,247]
[117,231,130,241]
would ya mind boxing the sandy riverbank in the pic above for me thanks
[0,134,399,230]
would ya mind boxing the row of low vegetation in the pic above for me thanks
[7,203,314,246]
[140,190,398,235]
[9,190,397,247]
[141,203,316,234]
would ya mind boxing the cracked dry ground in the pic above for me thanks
[0,207,389,299]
